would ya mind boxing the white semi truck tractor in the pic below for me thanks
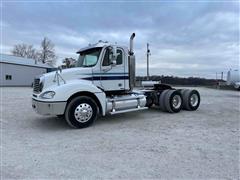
[32,33,200,128]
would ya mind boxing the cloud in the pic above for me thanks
[2,2,239,79]
[0,21,9,28]
[0,45,12,53]
[55,33,88,47]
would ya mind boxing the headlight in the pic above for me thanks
[40,91,55,99]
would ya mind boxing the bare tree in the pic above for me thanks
[38,37,56,66]
[12,44,27,57]
[12,44,38,60]
[26,45,38,59]
[62,58,76,68]
[12,37,57,66]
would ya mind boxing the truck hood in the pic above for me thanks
[42,67,93,89]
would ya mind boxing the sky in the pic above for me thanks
[1,1,239,79]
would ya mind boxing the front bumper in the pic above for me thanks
[32,98,67,115]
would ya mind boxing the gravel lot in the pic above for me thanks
[1,87,239,179]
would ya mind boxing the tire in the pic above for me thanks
[181,89,200,111]
[65,96,98,128]
[159,90,169,111]
[164,90,183,113]
[159,90,183,113]
[180,89,189,95]
[146,96,154,107]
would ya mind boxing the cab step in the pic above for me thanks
[109,107,148,115]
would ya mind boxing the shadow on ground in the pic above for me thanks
[32,116,70,130]
[31,107,171,130]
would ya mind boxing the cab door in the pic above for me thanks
[100,47,127,91]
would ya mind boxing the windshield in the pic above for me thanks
[77,47,102,67]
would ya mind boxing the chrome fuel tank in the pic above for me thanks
[106,93,146,113]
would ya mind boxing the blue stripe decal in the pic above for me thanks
[78,73,128,76]
[93,73,128,75]
[82,76,129,81]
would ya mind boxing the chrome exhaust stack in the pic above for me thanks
[129,33,135,55]
[129,33,136,90]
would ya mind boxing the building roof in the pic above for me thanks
[0,54,54,69]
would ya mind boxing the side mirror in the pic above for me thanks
[109,46,118,66]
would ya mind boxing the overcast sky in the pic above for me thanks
[1,1,239,79]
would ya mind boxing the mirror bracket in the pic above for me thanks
[108,46,118,66]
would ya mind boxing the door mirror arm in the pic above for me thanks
[109,46,118,66]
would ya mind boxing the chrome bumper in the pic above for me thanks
[32,98,67,115]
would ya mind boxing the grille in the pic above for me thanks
[33,78,41,93]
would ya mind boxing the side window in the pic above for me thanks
[102,48,111,66]
[5,75,12,80]
[116,49,123,65]
[102,48,123,66]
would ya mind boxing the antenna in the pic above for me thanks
[147,43,151,80]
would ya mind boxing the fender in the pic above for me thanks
[39,79,107,115]
[153,83,173,91]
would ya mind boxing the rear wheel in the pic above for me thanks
[159,90,183,113]
[159,90,169,111]
[65,96,98,128]
[181,89,200,111]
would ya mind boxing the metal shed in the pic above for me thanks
[0,54,54,86]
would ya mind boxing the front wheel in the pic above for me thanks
[65,96,98,128]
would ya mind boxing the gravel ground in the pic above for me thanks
[1,87,239,179]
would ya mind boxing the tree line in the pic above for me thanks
[12,37,56,66]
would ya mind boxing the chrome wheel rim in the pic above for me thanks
[190,94,199,107]
[172,95,182,109]
[74,103,93,123]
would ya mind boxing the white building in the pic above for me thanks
[0,54,55,86]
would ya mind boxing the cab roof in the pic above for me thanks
[76,41,128,54]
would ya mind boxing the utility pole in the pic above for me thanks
[147,43,150,80]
